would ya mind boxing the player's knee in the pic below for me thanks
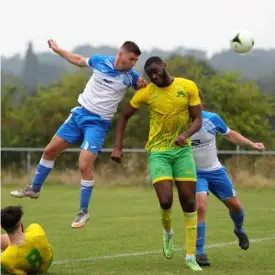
[79,161,91,175]
[180,197,196,212]
[224,197,243,212]
[159,198,173,210]
[160,202,172,210]
[197,202,206,217]
[43,144,59,159]
[228,201,243,212]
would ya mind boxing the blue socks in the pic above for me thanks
[80,179,94,211]
[196,222,206,255]
[31,158,55,192]
[196,210,244,255]
[31,159,94,213]
[230,209,245,233]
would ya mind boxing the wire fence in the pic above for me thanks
[1,147,275,185]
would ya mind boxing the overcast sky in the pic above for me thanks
[2,0,275,57]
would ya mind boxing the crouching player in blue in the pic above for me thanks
[190,92,265,266]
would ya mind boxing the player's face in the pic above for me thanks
[118,51,139,71]
[145,63,168,87]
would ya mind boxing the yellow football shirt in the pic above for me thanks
[1,224,53,275]
[130,77,201,152]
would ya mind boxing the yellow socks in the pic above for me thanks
[184,211,197,257]
[160,207,172,233]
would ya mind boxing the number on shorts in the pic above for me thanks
[191,139,201,146]
[26,248,44,269]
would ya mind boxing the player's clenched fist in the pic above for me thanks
[47,39,59,52]
[111,148,123,164]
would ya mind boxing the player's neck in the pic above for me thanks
[163,76,174,87]
[114,56,124,71]
[8,230,25,246]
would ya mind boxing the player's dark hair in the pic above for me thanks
[144,56,164,71]
[121,41,141,56]
[1,206,23,233]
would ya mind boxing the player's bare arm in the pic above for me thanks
[224,130,265,152]
[48,39,88,67]
[111,104,139,163]
[174,105,202,147]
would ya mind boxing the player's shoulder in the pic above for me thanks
[202,110,219,121]
[88,54,107,63]
[88,54,115,69]
[174,77,198,92]
[203,110,223,120]
[175,77,197,86]
[25,223,46,235]
[202,110,228,130]
[138,82,154,93]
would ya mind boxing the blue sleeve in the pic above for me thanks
[130,69,140,90]
[87,54,104,68]
[211,113,230,135]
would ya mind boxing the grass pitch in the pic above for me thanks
[1,185,275,275]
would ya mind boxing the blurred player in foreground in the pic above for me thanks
[111,56,203,271]
[190,91,265,266]
[1,206,53,274]
[10,40,147,229]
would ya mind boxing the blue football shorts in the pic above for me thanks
[55,106,111,154]
[196,167,236,200]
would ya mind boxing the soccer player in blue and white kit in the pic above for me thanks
[190,92,265,266]
[10,39,147,229]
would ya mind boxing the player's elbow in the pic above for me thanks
[122,112,131,121]
[225,130,239,143]
[226,130,237,140]
[75,56,87,67]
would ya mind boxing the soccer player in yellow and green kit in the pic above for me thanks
[1,206,53,275]
[111,56,203,272]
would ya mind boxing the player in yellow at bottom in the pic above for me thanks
[111,56,203,272]
[1,206,53,275]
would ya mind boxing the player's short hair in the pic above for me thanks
[144,56,164,71]
[121,41,141,56]
[1,205,23,233]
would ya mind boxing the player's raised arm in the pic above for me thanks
[224,130,265,152]
[111,104,139,163]
[48,39,88,67]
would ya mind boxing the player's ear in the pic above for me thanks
[118,48,124,57]
[163,63,167,69]
[19,221,24,232]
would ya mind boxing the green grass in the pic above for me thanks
[1,185,275,275]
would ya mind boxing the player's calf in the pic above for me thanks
[223,197,249,250]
